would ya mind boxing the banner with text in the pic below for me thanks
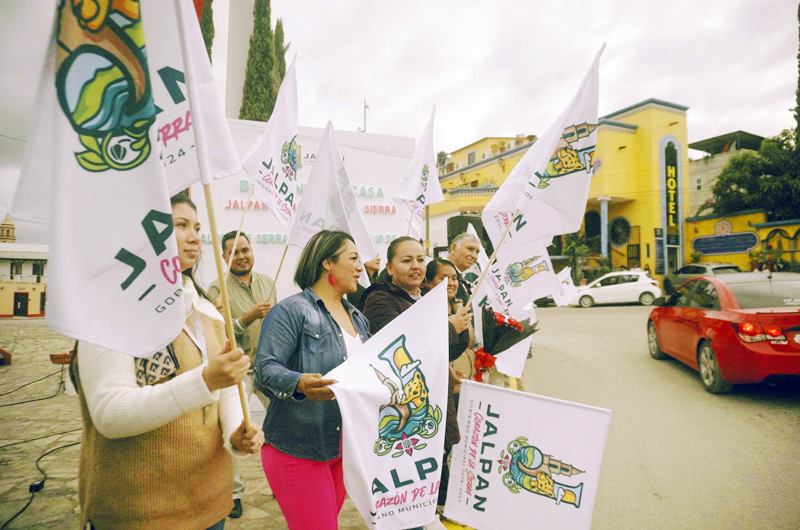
[11,2,185,355]
[445,381,611,530]
[240,55,300,231]
[327,281,449,530]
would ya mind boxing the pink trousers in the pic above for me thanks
[261,444,346,530]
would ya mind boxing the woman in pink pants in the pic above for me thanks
[253,231,371,529]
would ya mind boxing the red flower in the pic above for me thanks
[395,433,419,456]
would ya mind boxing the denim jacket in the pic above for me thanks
[254,287,371,461]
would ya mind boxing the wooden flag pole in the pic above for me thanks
[222,185,255,282]
[406,212,414,237]
[203,184,251,430]
[264,245,288,303]
[464,208,519,308]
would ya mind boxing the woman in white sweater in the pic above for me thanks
[71,193,264,530]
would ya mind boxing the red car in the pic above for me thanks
[647,272,800,393]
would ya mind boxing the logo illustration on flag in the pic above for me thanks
[55,2,156,172]
[281,136,303,177]
[535,123,598,188]
[444,381,611,530]
[372,335,443,458]
[504,255,550,287]
[497,437,584,507]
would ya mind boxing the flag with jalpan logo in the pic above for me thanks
[326,281,450,530]
[444,380,611,530]
[240,55,300,232]
[392,106,444,240]
[11,0,234,355]
[482,44,605,260]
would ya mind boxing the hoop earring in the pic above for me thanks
[328,273,337,287]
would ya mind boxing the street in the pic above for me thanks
[2,308,800,529]
[525,305,800,530]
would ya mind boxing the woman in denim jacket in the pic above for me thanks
[254,230,370,530]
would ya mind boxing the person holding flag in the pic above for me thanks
[447,232,482,305]
[70,194,264,530]
[360,238,471,530]
[254,230,370,530]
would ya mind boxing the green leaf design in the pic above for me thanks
[415,443,427,451]
[79,135,101,155]
[76,150,109,172]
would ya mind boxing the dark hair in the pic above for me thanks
[221,231,251,254]
[387,237,423,264]
[170,191,210,301]
[294,230,355,290]
[424,258,457,283]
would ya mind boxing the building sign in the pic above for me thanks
[655,237,664,275]
[692,232,759,256]
[663,142,680,239]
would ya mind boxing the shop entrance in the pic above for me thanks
[667,246,680,275]
[14,293,28,317]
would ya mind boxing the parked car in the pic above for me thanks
[573,270,662,308]
[647,272,800,394]
[663,262,741,294]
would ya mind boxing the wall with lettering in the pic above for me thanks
[191,122,415,300]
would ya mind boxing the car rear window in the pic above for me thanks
[728,280,800,309]
[712,266,741,274]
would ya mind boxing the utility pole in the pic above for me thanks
[364,99,369,133]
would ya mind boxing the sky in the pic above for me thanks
[0,0,797,240]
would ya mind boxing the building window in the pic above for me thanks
[697,178,702,190]
[610,216,633,247]
[467,151,476,165]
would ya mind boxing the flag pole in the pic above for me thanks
[174,0,249,428]
[464,208,519,308]
[406,212,414,237]
[204,184,251,430]
[222,185,255,282]
[264,244,288,303]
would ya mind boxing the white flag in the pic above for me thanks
[240,55,300,231]
[326,281,449,530]
[552,267,581,307]
[11,2,185,355]
[474,238,557,324]
[143,0,240,193]
[392,107,444,239]
[482,45,604,259]
[445,381,611,530]
[287,121,377,270]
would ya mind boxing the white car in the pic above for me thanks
[573,270,662,308]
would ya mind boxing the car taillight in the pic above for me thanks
[761,323,786,341]
[734,322,766,342]
[650,280,658,287]
[733,322,786,342]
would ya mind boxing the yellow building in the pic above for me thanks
[430,98,693,281]
[685,209,800,271]
[0,216,48,318]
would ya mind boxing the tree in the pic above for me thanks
[795,2,800,146]
[199,0,214,63]
[274,18,289,83]
[437,151,448,167]
[563,232,590,283]
[239,0,277,121]
[711,129,800,221]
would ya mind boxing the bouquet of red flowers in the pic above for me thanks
[474,305,538,382]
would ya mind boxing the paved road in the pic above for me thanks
[3,310,799,529]
[523,305,800,530]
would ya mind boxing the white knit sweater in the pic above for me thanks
[78,278,246,455]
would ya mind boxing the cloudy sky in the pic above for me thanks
[0,0,797,236]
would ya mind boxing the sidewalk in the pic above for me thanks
[0,319,367,529]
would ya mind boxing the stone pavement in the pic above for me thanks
[0,319,367,529]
